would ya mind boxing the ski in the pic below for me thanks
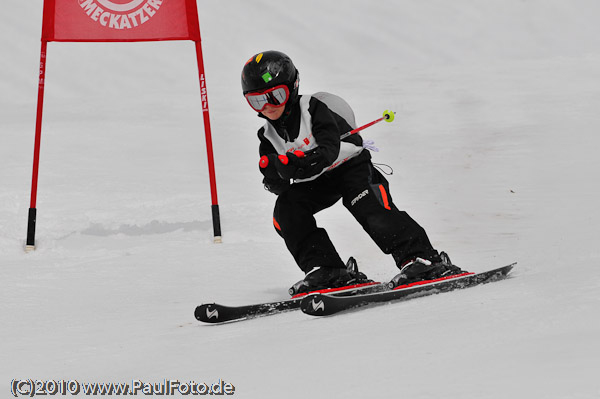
[195,282,386,324]
[300,263,516,317]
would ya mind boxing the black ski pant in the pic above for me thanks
[272,157,439,273]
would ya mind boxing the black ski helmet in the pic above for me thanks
[241,50,299,102]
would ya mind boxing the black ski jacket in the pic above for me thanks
[256,95,370,193]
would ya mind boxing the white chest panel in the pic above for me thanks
[262,94,362,182]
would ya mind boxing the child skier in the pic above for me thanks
[241,50,464,294]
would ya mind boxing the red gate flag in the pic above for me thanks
[26,0,222,251]
[42,0,201,42]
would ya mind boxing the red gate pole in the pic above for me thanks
[194,40,222,243]
[26,40,48,252]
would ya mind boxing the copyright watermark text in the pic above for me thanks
[10,379,235,397]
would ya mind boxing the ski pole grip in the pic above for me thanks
[259,155,270,168]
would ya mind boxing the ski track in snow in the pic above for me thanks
[1,1,600,398]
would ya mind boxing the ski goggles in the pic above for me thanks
[244,85,290,112]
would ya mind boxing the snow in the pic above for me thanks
[1,0,600,398]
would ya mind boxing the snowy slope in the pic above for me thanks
[1,1,600,398]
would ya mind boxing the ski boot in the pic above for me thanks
[388,251,465,289]
[288,257,372,296]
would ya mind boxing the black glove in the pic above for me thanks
[259,154,282,180]
[277,149,328,180]
[259,149,329,183]
[262,177,290,195]
[259,152,304,180]
[259,154,290,195]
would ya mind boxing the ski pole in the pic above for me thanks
[260,110,396,169]
[340,110,395,140]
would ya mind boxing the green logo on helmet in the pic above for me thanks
[261,72,273,83]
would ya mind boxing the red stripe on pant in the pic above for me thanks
[378,184,391,210]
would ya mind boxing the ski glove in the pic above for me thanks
[275,149,328,180]
[262,177,290,195]
[259,154,282,180]
[259,149,329,184]
[259,154,290,195]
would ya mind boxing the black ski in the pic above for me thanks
[300,263,516,317]
[195,282,386,324]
